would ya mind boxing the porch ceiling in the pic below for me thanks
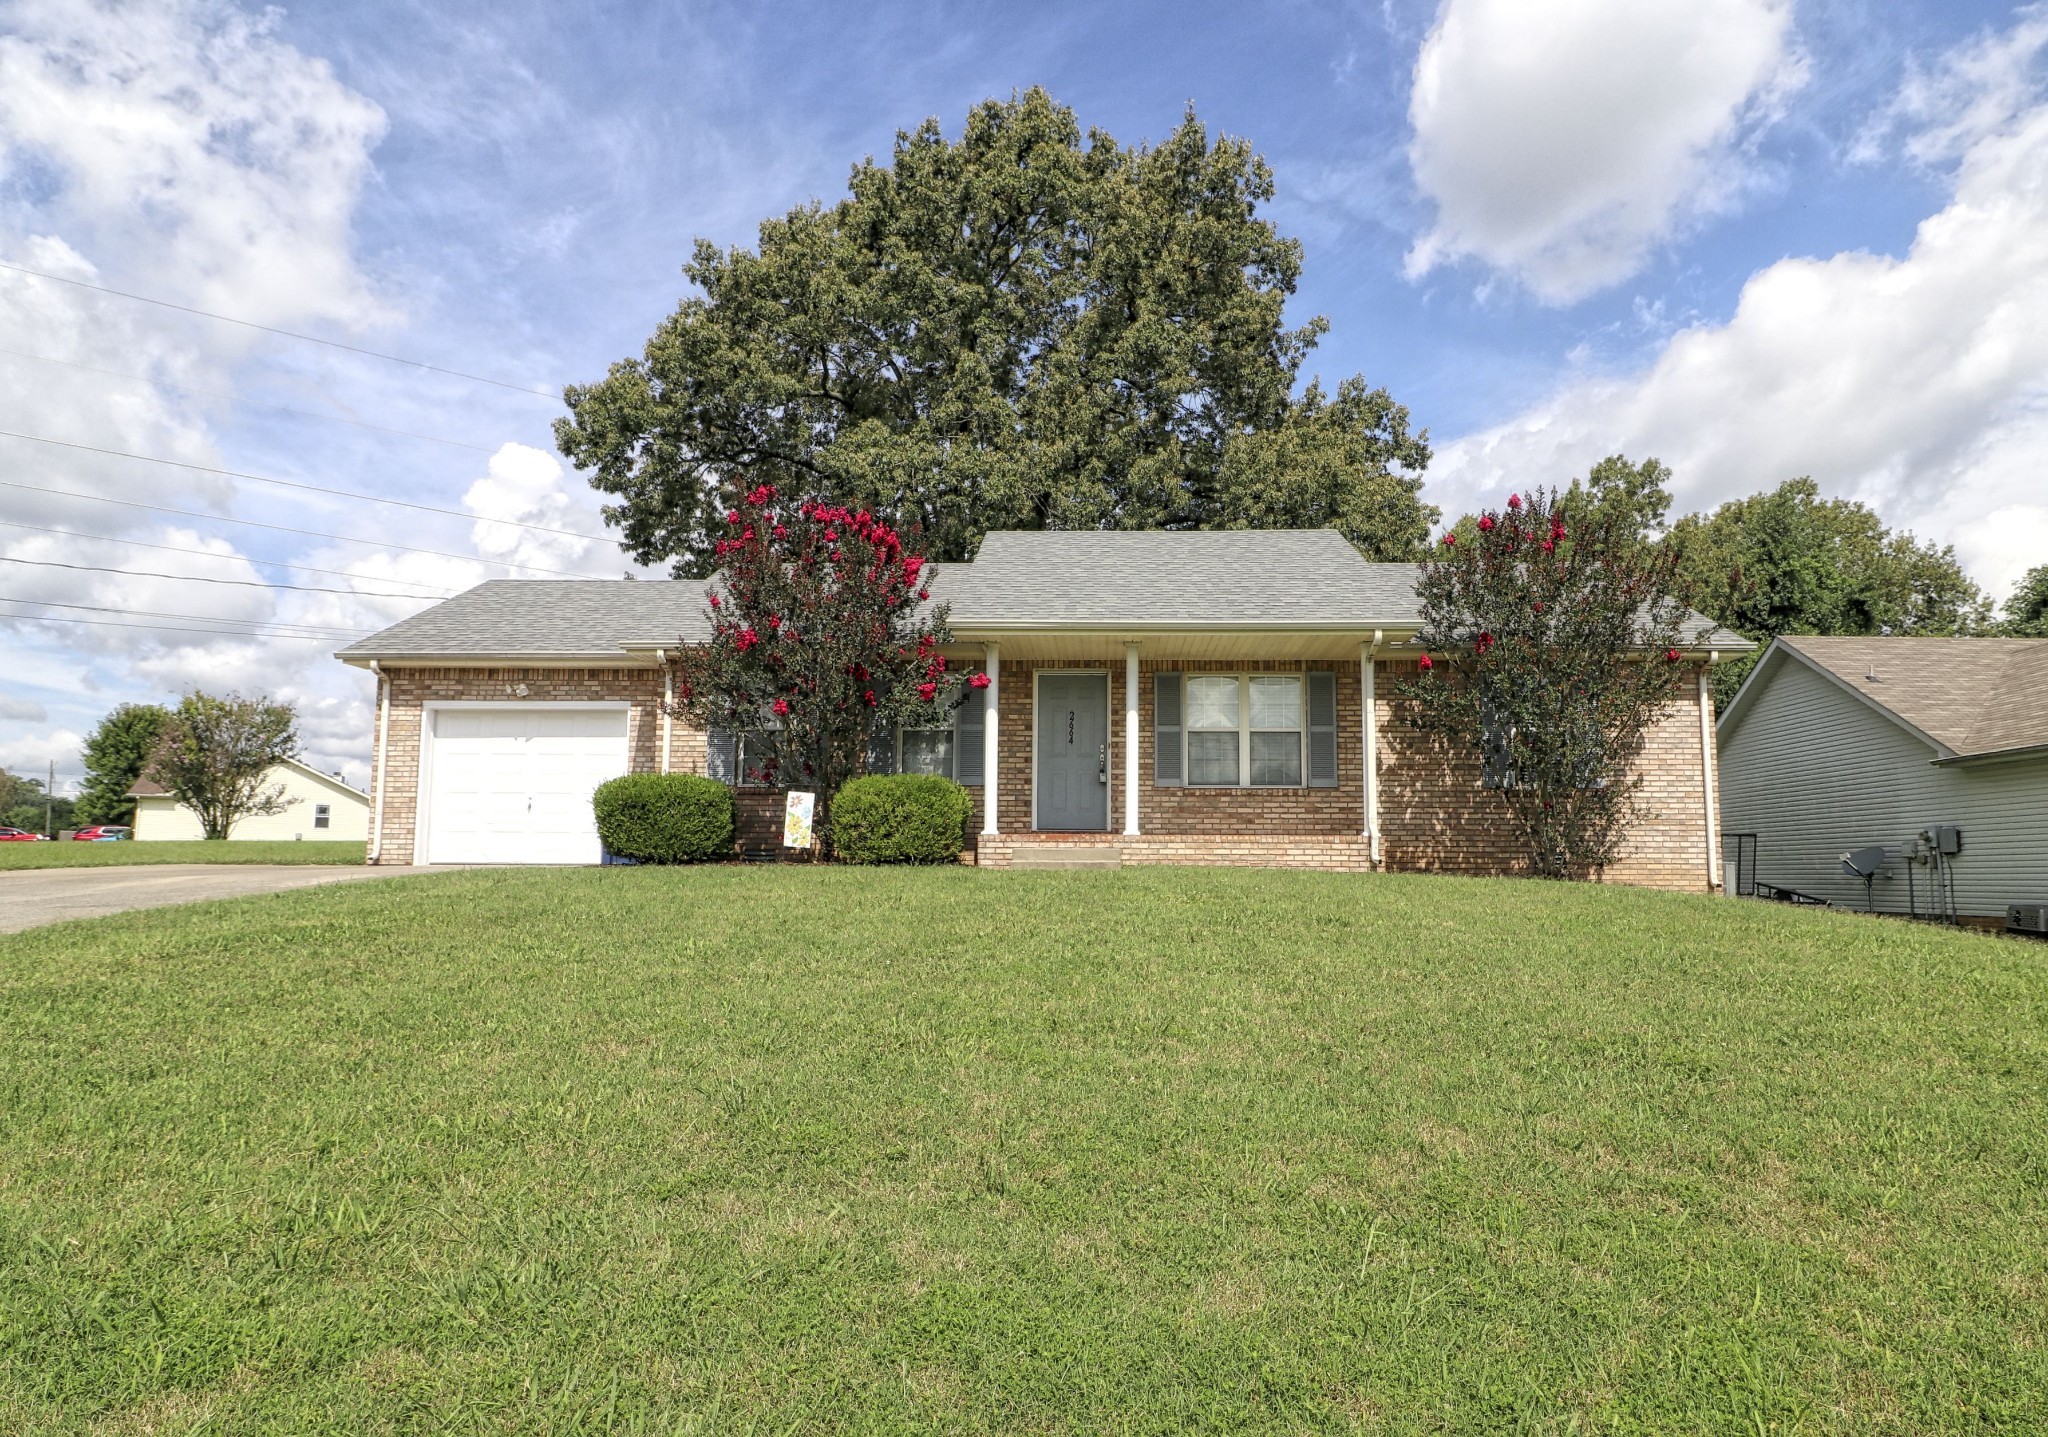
[943,627,1419,662]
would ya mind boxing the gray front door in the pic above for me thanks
[1035,673,1109,831]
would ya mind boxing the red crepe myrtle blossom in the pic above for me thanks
[1418,654,1434,672]
[863,690,877,707]
[1532,600,1545,613]
[917,681,938,702]
[735,627,760,651]
[726,510,742,525]
[1442,532,1456,547]
[969,671,991,690]
[1507,493,1523,510]
[1478,515,1496,533]
[1665,648,1682,663]
[1475,632,1495,656]
[771,697,790,716]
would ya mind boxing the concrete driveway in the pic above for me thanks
[0,864,448,935]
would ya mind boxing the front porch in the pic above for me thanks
[957,638,1388,874]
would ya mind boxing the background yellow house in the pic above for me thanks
[128,760,370,842]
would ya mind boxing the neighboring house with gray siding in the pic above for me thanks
[1717,635,2048,919]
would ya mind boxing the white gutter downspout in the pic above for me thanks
[368,660,389,865]
[1123,641,1140,836]
[1363,631,1382,867]
[657,649,673,774]
[1699,653,1720,891]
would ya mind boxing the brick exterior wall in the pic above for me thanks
[1372,658,1717,890]
[364,655,1720,890]
[368,666,666,865]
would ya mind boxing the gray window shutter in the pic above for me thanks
[706,727,737,783]
[1306,670,1339,788]
[866,719,897,775]
[1154,672,1183,786]
[954,686,986,785]
[1480,701,1513,790]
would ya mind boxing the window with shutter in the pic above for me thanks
[1306,670,1338,787]
[954,686,986,785]
[1154,672,1184,785]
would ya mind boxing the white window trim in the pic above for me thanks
[1179,673,1308,790]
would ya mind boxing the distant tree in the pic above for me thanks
[1998,564,2048,636]
[145,693,299,840]
[668,484,982,853]
[0,773,73,836]
[557,87,1434,573]
[1399,488,1693,880]
[1667,478,1990,705]
[1557,454,1675,545]
[75,703,171,826]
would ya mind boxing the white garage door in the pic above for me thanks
[423,706,629,865]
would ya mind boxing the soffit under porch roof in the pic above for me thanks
[942,628,1423,663]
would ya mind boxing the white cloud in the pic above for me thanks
[1428,12,2048,600]
[1405,0,1802,303]
[0,695,45,720]
[0,0,398,786]
[462,441,618,576]
[0,726,85,780]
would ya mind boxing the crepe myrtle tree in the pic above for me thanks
[668,483,987,853]
[1399,487,1692,880]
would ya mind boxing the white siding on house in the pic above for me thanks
[133,764,370,842]
[1718,656,2048,917]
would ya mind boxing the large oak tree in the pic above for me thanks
[557,89,1433,572]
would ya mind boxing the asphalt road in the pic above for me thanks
[0,864,447,935]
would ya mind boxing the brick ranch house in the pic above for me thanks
[336,530,1750,886]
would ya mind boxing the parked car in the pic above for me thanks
[0,826,50,841]
[70,825,132,841]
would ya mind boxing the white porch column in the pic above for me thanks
[658,649,673,774]
[982,642,1001,835]
[1362,637,1381,865]
[1123,641,1141,835]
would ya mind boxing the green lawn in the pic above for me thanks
[2,868,2043,1433]
[0,840,365,870]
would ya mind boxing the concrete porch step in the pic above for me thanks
[1004,844,1124,870]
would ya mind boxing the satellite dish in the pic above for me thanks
[1841,845,1888,911]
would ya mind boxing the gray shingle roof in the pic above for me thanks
[943,530,1422,627]
[335,579,710,660]
[335,530,1750,660]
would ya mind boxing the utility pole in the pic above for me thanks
[46,759,54,836]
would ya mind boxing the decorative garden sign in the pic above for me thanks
[783,791,816,849]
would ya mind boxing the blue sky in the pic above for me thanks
[3,0,2046,792]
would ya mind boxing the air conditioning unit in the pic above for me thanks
[2009,904,2048,936]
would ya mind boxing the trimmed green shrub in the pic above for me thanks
[592,774,735,863]
[831,775,971,865]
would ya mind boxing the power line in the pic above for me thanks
[0,609,369,642]
[0,345,497,452]
[2,596,369,638]
[0,479,588,576]
[0,259,561,399]
[0,553,445,599]
[0,519,454,594]
[0,428,612,542]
